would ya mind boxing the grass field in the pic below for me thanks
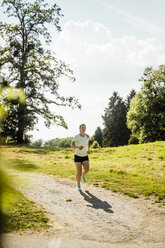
[1,141,165,232]
[1,141,165,201]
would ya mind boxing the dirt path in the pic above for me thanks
[2,172,165,248]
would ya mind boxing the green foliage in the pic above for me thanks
[91,140,101,149]
[125,89,136,111]
[127,65,165,143]
[0,67,29,235]
[0,0,80,144]
[32,139,44,147]
[0,136,6,144]
[0,86,25,123]
[44,137,73,148]
[102,91,130,147]
[93,126,102,147]
[89,136,95,146]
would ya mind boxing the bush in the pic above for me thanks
[0,136,7,144]
[91,141,101,149]
[44,137,73,148]
[32,139,44,147]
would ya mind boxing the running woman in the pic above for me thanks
[71,124,90,191]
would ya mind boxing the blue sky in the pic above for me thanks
[53,0,165,39]
[1,0,165,141]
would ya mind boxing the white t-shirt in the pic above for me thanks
[72,134,89,157]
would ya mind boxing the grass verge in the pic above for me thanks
[0,167,51,233]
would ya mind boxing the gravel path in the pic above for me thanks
[2,172,165,248]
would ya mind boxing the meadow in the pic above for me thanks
[1,141,165,232]
[1,141,165,200]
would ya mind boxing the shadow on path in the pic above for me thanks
[79,190,113,213]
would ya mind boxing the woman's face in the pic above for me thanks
[80,125,86,133]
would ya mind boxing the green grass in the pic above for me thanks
[0,166,51,233]
[1,141,165,202]
[3,187,50,232]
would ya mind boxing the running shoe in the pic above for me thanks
[82,176,87,183]
[77,185,81,191]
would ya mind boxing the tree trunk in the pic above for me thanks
[17,104,24,144]
[17,127,24,144]
[17,17,26,144]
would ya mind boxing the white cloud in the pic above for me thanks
[54,20,165,86]
[61,20,112,45]
[31,20,165,141]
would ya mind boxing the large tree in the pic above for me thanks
[93,126,102,147]
[0,0,80,143]
[102,91,130,147]
[127,65,165,143]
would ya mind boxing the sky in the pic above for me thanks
[1,0,165,141]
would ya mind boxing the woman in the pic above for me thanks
[71,124,90,191]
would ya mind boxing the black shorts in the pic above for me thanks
[74,155,89,163]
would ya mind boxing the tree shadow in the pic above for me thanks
[13,146,61,155]
[79,190,113,213]
[16,148,57,154]
[11,159,38,171]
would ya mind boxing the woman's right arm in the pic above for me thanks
[70,141,83,150]
[70,141,78,149]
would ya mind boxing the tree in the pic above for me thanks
[127,65,165,143]
[0,0,80,144]
[125,89,136,111]
[124,89,137,144]
[102,91,130,147]
[93,126,102,147]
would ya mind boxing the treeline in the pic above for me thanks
[94,65,165,147]
[31,137,72,147]
[44,137,73,148]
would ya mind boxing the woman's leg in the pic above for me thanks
[82,160,90,177]
[75,162,82,186]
